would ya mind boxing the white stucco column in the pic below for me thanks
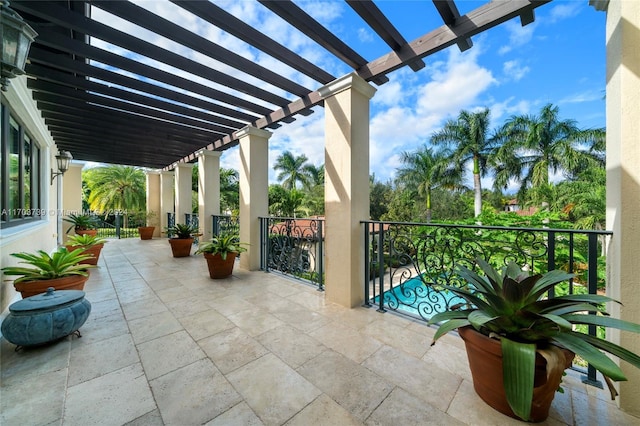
[197,150,221,241]
[174,163,194,225]
[319,73,376,308]
[145,171,161,236]
[61,163,84,243]
[603,0,640,416]
[160,171,174,233]
[238,126,271,271]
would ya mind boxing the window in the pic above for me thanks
[1,103,42,228]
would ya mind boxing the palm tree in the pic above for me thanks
[395,145,461,222]
[274,151,310,190]
[493,104,604,206]
[431,108,498,217]
[220,167,239,214]
[83,165,146,214]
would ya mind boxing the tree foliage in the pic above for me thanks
[83,165,146,213]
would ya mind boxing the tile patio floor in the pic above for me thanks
[2,238,639,425]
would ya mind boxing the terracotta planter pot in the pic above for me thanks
[138,226,155,240]
[14,274,90,299]
[76,229,98,237]
[65,244,104,265]
[458,326,574,422]
[203,252,238,279]
[168,238,194,257]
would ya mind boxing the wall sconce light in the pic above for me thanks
[51,151,73,185]
[1,0,38,92]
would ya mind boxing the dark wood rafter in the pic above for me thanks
[346,0,425,71]
[258,0,389,86]
[432,0,473,52]
[9,0,550,170]
[170,0,335,85]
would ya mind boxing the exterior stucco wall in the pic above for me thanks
[605,0,640,416]
[0,76,58,314]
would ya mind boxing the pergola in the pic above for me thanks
[12,0,549,169]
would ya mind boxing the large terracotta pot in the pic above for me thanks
[168,238,194,257]
[138,226,155,240]
[65,244,104,265]
[458,326,574,422]
[203,252,238,279]
[14,274,90,299]
[76,229,98,237]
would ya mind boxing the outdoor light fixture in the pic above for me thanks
[1,0,37,92]
[51,151,73,185]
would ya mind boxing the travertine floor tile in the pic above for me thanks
[309,321,383,363]
[0,368,67,426]
[297,350,394,422]
[205,402,264,426]
[227,353,321,426]
[361,318,430,358]
[137,330,205,380]
[362,344,461,413]
[365,387,465,426]
[151,358,242,425]
[286,394,361,426]
[198,327,269,374]
[65,363,156,425]
[179,308,235,341]
[1,338,70,386]
[128,310,183,344]
[68,333,138,386]
[227,308,285,337]
[257,325,327,369]
[121,296,168,320]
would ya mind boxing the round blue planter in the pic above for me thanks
[1,287,91,347]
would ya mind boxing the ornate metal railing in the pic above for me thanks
[93,212,142,239]
[212,215,239,237]
[362,220,612,385]
[167,212,175,229]
[259,217,324,290]
[185,213,200,243]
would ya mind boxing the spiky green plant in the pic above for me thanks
[63,213,99,233]
[195,233,248,260]
[66,234,107,247]
[165,223,198,239]
[428,258,640,421]
[1,248,94,284]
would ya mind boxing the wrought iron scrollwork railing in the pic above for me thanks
[259,217,324,290]
[212,215,239,237]
[362,220,612,385]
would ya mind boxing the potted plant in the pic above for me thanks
[195,233,248,279]
[65,234,108,265]
[64,213,99,236]
[165,223,199,257]
[1,248,95,298]
[428,258,640,422]
[136,211,158,240]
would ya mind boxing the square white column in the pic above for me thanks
[160,171,174,232]
[145,171,161,236]
[197,150,221,240]
[175,163,194,225]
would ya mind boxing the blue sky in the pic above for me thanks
[90,1,606,188]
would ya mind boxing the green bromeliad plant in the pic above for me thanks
[195,233,248,259]
[428,258,640,421]
[1,248,94,283]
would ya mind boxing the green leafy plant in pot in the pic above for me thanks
[1,248,95,298]
[165,223,199,257]
[195,233,248,279]
[65,234,108,265]
[64,213,99,236]
[428,258,640,422]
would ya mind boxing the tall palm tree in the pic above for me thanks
[274,151,310,190]
[395,145,461,222]
[83,165,146,214]
[220,167,239,214]
[431,108,498,217]
[493,103,604,206]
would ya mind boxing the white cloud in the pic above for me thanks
[503,60,530,81]
[498,19,537,55]
[558,91,603,104]
[548,3,582,23]
[357,28,374,43]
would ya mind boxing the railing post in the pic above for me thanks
[547,230,555,298]
[115,213,121,239]
[377,223,386,313]
[583,233,603,388]
[317,219,324,291]
[212,215,219,236]
[363,222,370,306]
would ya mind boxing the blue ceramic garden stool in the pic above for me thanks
[1,287,91,348]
